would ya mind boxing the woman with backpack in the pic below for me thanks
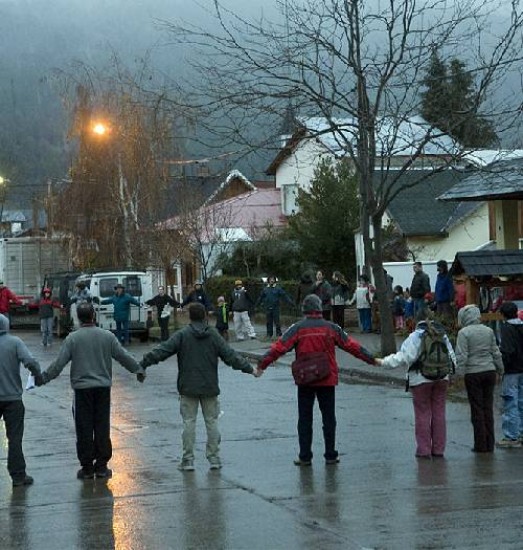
[375,318,456,458]
[455,305,503,453]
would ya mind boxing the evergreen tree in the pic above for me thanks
[421,51,449,133]
[421,52,498,147]
[287,159,359,277]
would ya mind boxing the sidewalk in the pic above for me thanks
[153,314,467,399]
[230,322,407,387]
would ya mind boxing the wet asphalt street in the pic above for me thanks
[2,329,523,549]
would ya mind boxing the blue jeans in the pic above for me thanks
[500,373,523,440]
[40,317,54,346]
[358,308,372,332]
[115,319,130,345]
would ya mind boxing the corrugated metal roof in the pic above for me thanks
[451,250,523,277]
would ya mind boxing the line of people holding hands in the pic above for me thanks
[2,288,521,488]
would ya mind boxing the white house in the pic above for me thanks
[266,115,460,215]
[265,116,508,283]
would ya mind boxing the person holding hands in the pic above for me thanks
[376,317,456,458]
[139,303,261,471]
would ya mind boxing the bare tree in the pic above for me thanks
[162,0,523,353]
[53,57,188,270]
[163,181,237,281]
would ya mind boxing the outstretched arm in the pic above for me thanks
[334,326,375,365]
[141,332,182,368]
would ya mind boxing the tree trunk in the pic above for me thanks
[370,216,396,355]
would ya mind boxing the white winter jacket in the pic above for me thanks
[381,322,457,387]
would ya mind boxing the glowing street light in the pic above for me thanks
[91,122,110,136]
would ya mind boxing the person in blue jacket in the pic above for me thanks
[256,275,294,339]
[434,260,454,319]
[100,284,141,345]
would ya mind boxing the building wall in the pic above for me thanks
[407,203,489,260]
[276,139,332,215]
[354,204,490,282]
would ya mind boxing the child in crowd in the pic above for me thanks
[38,288,59,347]
[392,285,406,331]
[347,275,374,333]
[404,288,415,332]
[215,296,229,341]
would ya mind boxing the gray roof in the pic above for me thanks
[382,169,482,237]
[450,250,523,277]
[438,158,523,201]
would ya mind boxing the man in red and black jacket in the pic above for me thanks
[258,294,376,466]
[0,281,22,320]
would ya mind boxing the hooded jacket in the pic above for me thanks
[0,286,21,314]
[258,312,376,386]
[381,320,457,387]
[230,287,253,313]
[140,321,254,397]
[456,305,503,375]
[500,318,523,374]
[0,315,41,400]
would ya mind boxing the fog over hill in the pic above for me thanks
[0,0,273,206]
[0,0,521,208]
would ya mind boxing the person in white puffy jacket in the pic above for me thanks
[376,319,456,458]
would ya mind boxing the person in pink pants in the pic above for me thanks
[376,319,456,458]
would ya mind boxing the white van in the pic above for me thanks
[72,271,154,341]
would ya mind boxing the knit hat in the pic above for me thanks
[302,294,322,314]
[234,280,242,286]
[217,296,225,303]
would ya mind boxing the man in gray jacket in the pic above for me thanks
[0,314,42,486]
[140,302,260,471]
[38,303,144,480]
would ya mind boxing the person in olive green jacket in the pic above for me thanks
[139,302,261,471]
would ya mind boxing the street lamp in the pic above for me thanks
[92,122,110,136]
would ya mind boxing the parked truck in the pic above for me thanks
[0,237,72,324]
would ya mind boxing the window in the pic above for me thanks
[99,278,118,298]
[283,184,298,215]
[124,276,143,297]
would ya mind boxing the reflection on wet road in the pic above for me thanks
[1,332,523,549]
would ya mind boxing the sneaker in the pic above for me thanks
[12,475,34,487]
[178,461,195,471]
[209,461,222,470]
[95,468,113,479]
[325,457,340,465]
[77,468,95,480]
[496,438,521,448]
[293,458,312,466]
